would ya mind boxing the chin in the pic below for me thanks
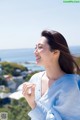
[36,62,41,66]
[35,61,42,66]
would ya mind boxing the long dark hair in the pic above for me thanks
[41,30,80,74]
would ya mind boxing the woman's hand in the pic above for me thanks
[22,82,36,109]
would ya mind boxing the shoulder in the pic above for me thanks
[62,74,80,92]
[57,74,80,102]
[63,74,80,84]
[67,74,80,85]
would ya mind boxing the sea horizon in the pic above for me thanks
[0,46,80,71]
[0,45,80,50]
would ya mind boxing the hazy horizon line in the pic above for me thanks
[0,45,80,51]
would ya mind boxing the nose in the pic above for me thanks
[34,47,38,55]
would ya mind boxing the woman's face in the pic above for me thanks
[34,36,55,66]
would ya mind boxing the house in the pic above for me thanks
[4,75,16,92]
[13,76,24,89]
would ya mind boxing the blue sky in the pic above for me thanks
[0,0,80,49]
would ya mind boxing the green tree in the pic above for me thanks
[0,62,28,76]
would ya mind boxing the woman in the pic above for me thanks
[22,30,80,120]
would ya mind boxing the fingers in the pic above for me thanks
[22,83,36,96]
[31,84,36,95]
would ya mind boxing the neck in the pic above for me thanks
[44,63,65,81]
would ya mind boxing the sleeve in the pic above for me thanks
[28,101,62,120]
[29,72,42,83]
[28,75,80,120]
[17,72,40,90]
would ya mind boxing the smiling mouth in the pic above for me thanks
[36,57,41,61]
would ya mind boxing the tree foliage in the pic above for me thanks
[0,62,28,75]
[0,98,31,120]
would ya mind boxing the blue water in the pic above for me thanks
[0,48,35,63]
[0,46,80,71]
[0,48,43,71]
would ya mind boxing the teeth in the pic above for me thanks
[36,57,41,60]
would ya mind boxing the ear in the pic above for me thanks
[53,50,60,57]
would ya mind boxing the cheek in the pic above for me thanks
[40,51,49,58]
[39,49,44,54]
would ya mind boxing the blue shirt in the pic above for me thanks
[28,71,80,120]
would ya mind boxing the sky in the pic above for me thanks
[0,0,80,50]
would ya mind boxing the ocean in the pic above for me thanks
[0,46,80,71]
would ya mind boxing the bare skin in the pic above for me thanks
[22,36,65,109]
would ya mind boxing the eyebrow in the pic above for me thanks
[35,43,43,47]
[37,43,43,46]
